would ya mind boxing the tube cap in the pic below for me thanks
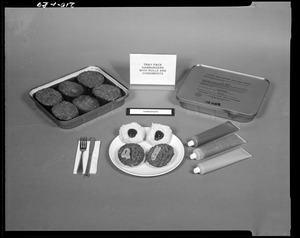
[190,153,197,159]
[187,140,195,147]
[193,167,201,174]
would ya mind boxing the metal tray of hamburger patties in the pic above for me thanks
[29,66,129,129]
[176,64,270,122]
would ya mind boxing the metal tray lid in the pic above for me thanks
[176,64,270,116]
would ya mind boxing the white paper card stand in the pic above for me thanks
[130,54,177,90]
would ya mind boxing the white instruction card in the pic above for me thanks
[130,54,177,89]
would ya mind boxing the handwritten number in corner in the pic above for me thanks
[37,2,75,8]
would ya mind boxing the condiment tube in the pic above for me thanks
[187,121,239,147]
[193,147,252,175]
[190,133,246,160]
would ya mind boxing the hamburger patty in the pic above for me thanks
[58,81,84,97]
[35,88,63,106]
[146,144,174,167]
[118,143,145,167]
[77,71,105,88]
[72,95,100,112]
[93,84,122,101]
[51,101,79,121]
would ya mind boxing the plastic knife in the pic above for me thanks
[84,137,96,177]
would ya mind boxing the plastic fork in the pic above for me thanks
[77,137,87,174]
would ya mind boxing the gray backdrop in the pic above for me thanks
[5,3,290,235]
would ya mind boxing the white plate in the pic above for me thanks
[109,128,185,177]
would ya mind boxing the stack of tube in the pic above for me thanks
[187,121,252,175]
